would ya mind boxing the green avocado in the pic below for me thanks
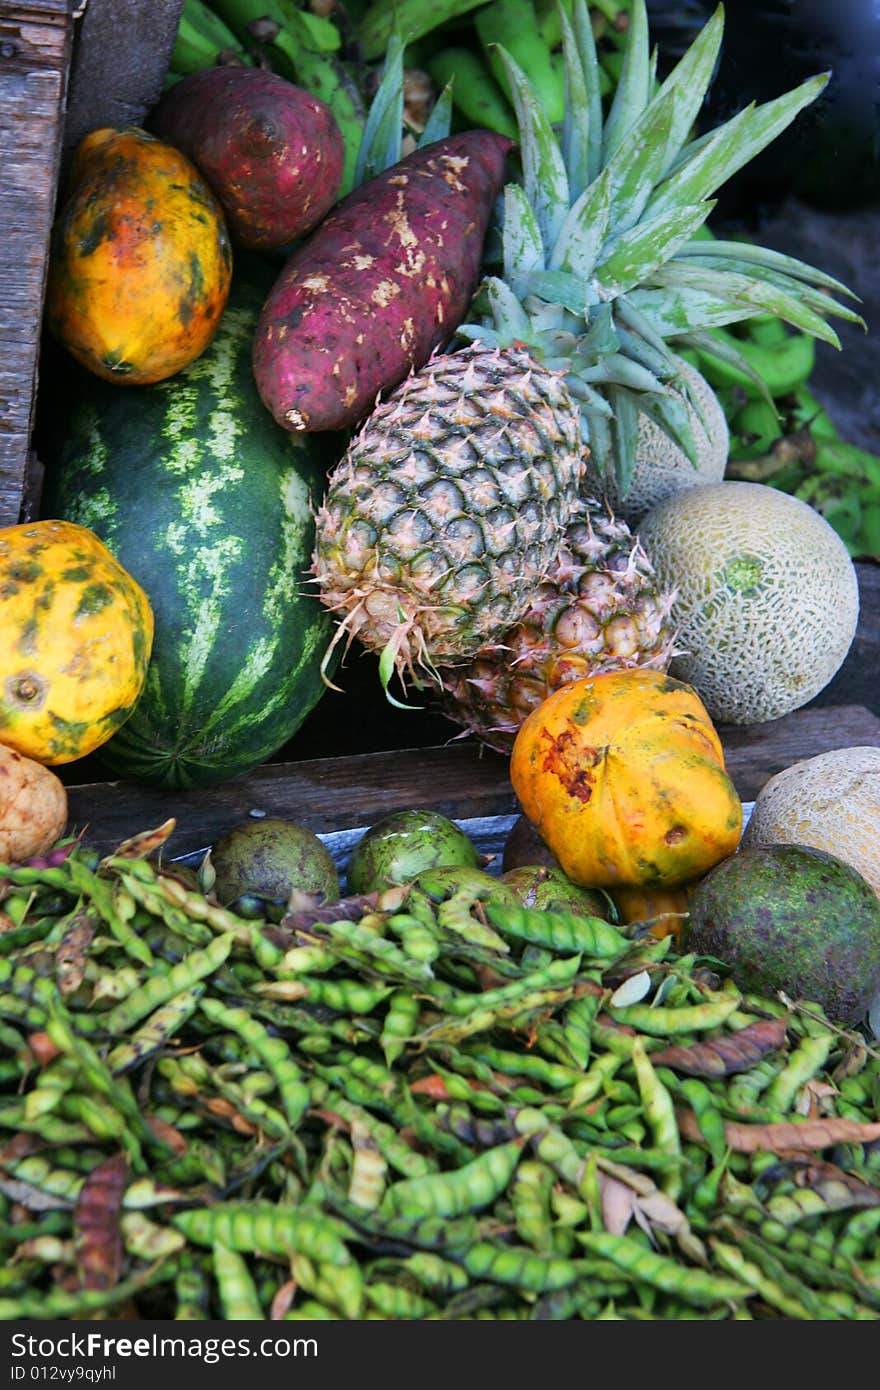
[687,842,880,1025]
[501,865,612,919]
[346,809,481,894]
[208,817,340,910]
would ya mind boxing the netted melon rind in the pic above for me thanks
[584,358,728,525]
[743,745,880,896]
[637,481,860,726]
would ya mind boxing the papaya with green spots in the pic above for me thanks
[0,521,153,764]
[510,669,742,890]
[45,127,232,386]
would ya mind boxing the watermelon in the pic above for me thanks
[39,259,342,788]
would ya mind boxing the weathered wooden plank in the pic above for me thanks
[0,1,75,525]
[63,701,880,861]
[61,0,184,162]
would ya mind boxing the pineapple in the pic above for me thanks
[433,496,677,752]
[312,0,859,697]
[312,341,584,692]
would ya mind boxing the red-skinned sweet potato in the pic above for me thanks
[150,67,344,252]
[251,129,514,433]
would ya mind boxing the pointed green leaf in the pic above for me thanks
[580,302,619,359]
[354,31,404,184]
[418,82,453,146]
[573,0,604,184]
[648,262,843,345]
[584,405,613,481]
[565,375,615,417]
[594,202,714,297]
[626,285,757,336]
[456,322,501,349]
[614,292,674,357]
[651,3,724,177]
[494,44,569,257]
[613,322,677,380]
[520,269,588,316]
[648,73,830,220]
[483,275,536,342]
[675,236,859,300]
[675,330,776,411]
[603,86,677,234]
[559,1,592,202]
[631,382,699,469]
[502,183,546,297]
[549,162,612,275]
[579,353,667,394]
[379,626,422,711]
[673,257,865,328]
[603,0,650,161]
[607,384,641,499]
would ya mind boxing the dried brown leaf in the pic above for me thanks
[73,1154,128,1290]
[107,820,177,860]
[270,1279,297,1320]
[55,908,97,996]
[281,891,380,934]
[650,1017,788,1077]
[145,1114,187,1156]
[678,1108,880,1153]
[599,1173,637,1235]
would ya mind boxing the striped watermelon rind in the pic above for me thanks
[40,261,341,788]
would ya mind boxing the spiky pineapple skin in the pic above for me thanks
[434,499,678,752]
[311,340,584,681]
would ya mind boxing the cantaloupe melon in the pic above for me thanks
[584,358,728,525]
[636,481,859,726]
[743,745,880,895]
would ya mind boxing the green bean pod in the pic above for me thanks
[630,1041,682,1201]
[607,991,741,1037]
[382,1139,524,1220]
[199,997,310,1129]
[104,934,234,1034]
[577,1232,753,1310]
[763,1034,834,1114]
[486,902,630,959]
[380,988,421,1066]
[213,1241,264,1319]
[106,986,205,1073]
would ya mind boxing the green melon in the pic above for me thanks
[40,259,341,787]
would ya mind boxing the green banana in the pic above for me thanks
[743,313,788,348]
[171,0,252,72]
[426,47,519,140]
[357,0,491,63]
[694,325,816,400]
[729,398,783,459]
[476,0,566,125]
[788,386,841,443]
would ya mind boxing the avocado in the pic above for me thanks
[501,865,612,919]
[346,809,481,894]
[208,817,340,910]
[687,842,880,1025]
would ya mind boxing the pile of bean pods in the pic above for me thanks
[1,822,879,1321]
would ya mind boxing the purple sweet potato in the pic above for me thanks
[251,129,514,433]
[150,67,343,251]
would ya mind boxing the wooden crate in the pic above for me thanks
[0,0,183,527]
[0,0,77,525]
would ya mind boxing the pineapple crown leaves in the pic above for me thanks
[456,0,863,497]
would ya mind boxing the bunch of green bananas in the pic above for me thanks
[682,315,880,561]
[411,0,631,138]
